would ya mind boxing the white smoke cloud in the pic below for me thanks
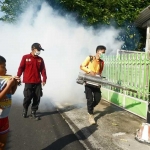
[0,2,123,108]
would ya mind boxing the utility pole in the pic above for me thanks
[146,26,150,53]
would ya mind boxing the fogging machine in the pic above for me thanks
[76,72,137,93]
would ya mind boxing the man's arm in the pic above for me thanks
[41,59,47,86]
[17,56,26,77]
[80,56,95,75]
[80,56,91,73]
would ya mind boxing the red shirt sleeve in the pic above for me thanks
[41,59,47,83]
[17,56,26,77]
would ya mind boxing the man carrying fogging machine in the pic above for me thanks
[79,45,106,125]
[78,45,137,125]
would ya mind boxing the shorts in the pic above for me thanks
[0,117,9,134]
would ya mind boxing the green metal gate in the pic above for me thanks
[101,52,150,118]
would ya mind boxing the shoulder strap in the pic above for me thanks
[99,59,104,73]
[89,55,93,62]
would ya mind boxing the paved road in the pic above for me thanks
[6,101,86,150]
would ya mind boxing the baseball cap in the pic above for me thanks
[31,43,44,51]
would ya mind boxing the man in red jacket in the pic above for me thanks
[17,43,47,119]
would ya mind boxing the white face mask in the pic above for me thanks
[35,50,41,56]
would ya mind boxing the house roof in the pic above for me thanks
[135,5,150,28]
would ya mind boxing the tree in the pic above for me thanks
[46,0,149,50]
[57,0,149,26]
[2,0,148,26]
[0,0,32,22]
[0,0,149,50]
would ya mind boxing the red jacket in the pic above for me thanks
[17,53,47,83]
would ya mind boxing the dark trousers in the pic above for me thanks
[85,84,101,114]
[23,83,42,111]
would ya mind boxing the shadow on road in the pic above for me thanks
[42,125,98,150]
[36,111,58,118]
[94,100,124,122]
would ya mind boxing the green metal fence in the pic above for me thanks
[102,52,150,101]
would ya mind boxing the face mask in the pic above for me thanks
[100,53,104,59]
[35,50,40,56]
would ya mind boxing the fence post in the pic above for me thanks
[146,26,150,123]
[146,27,150,53]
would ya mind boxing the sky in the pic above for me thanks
[0,2,123,109]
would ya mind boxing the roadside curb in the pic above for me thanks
[58,108,100,150]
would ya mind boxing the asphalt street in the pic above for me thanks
[5,97,150,150]
[5,101,86,150]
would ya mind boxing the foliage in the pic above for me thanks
[46,0,149,50]
[118,24,146,51]
[0,0,31,22]
[59,0,149,26]
[0,0,149,50]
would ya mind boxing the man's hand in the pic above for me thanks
[42,82,46,86]
[96,73,101,77]
[13,76,21,85]
[88,71,96,76]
